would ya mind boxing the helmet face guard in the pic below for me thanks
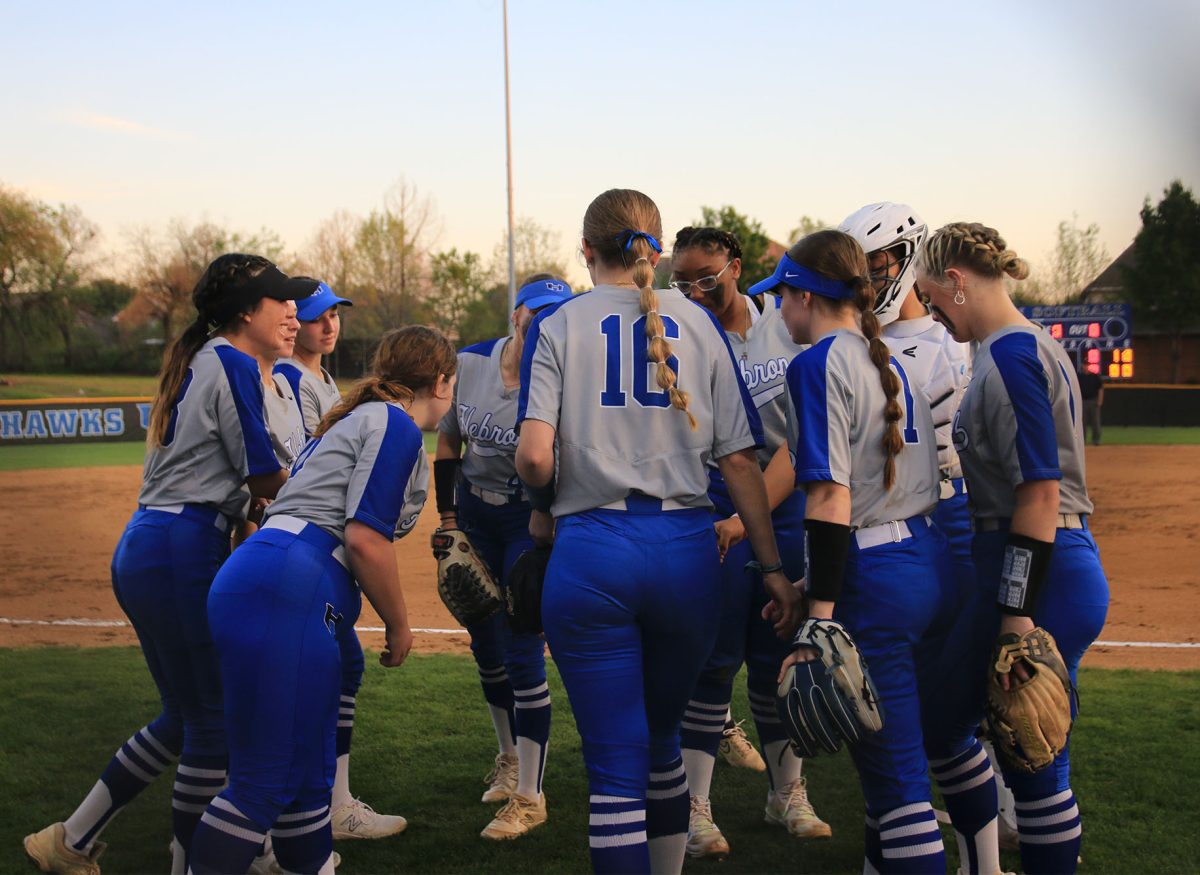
[870,240,918,318]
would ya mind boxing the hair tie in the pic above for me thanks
[617,230,663,253]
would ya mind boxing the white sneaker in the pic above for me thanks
[685,796,731,859]
[481,752,519,803]
[331,798,407,840]
[765,777,832,840]
[718,719,766,772]
[23,824,104,875]
[480,792,547,840]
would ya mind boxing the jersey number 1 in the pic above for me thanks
[600,313,681,408]
[888,356,920,445]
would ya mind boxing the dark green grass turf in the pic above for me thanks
[1,648,1197,874]
[0,374,158,400]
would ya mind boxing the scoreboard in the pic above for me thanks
[1018,302,1134,379]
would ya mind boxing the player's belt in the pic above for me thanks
[467,483,524,507]
[138,503,230,534]
[599,493,694,513]
[262,514,348,569]
[851,514,933,550]
[973,513,1087,533]
[939,476,968,500]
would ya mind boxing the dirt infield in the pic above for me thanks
[1,447,1197,669]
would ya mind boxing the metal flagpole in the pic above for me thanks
[503,0,517,312]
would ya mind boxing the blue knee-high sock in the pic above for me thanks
[589,795,649,875]
[877,803,945,874]
[678,686,730,757]
[929,739,1000,874]
[172,755,227,859]
[864,814,883,874]
[747,683,789,747]
[336,694,355,757]
[64,722,181,852]
[187,797,265,875]
[272,805,334,875]
[513,683,551,797]
[646,758,689,874]
[477,664,517,750]
[1014,789,1081,875]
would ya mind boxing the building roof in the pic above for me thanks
[1080,244,1136,303]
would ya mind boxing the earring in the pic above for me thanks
[954,287,965,305]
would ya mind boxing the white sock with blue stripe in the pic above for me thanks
[929,739,1000,874]
[877,802,945,873]
[1014,789,1081,875]
[477,664,517,754]
[589,795,648,874]
[513,682,551,798]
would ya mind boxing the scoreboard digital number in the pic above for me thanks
[1018,303,1134,379]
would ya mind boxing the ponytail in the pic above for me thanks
[147,317,210,447]
[855,279,904,490]
[633,244,697,431]
[313,377,415,437]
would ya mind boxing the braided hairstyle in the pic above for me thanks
[916,222,1030,284]
[314,325,457,437]
[147,253,275,447]
[583,189,697,429]
[790,230,905,490]
[672,227,743,262]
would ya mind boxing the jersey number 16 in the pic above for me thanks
[599,313,682,409]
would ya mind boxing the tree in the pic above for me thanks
[490,216,570,292]
[694,205,777,294]
[787,215,831,245]
[1023,215,1109,304]
[428,248,491,341]
[1122,180,1200,383]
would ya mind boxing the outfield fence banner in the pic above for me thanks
[0,397,153,446]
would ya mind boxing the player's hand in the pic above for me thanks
[777,646,819,682]
[380,625,413,667]
[247,497,271,525]
[997,614,1037,690]
[714,516,746,562]
[529,510,555,547]
[761,569,802,639]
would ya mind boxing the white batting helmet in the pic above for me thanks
[838,202,927,326]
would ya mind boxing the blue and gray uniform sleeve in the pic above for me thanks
[517,308,563,429]
[987,332,1062,486]
[787,337,852,486]
[345,406,425,540]
[214,344,281,478]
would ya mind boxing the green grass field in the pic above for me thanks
[0,374,158,400]
[1,648,1197,875]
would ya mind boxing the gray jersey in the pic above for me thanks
[265,400,429,543]
[437,336,520,496]
[787,328,938,529]
[883,314,971,478]
[273,358,341,436]
[266,373,307,469]
[953,325,1093,519]
[139,337,283,520]
[518,285,763,517]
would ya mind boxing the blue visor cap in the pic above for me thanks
[515,278,573,311]
[296,282,353,321]
[746,253,857,301]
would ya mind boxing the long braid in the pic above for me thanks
[856,279,904,489]
[632,241,697,430]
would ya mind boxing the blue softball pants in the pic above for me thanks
[458,485,546,688]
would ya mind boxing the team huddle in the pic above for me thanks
[22,189,1109,875]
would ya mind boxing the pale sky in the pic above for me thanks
[4,0,1198,287]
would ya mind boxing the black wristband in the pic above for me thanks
[522,473,556,513]
[433,458,460,515]
[804,519,851,602]
[997,533,1054,617]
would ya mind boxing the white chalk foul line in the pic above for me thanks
[0,617,468,635]
[2,618,1197,648]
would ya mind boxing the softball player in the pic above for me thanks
[517,188,801,875]
[668,227,828,859]
[187,326,456,875]
[272,285,404,841]
[759,230,953,874]
[840,204,1009,871]
[434,274,573,839]
[915,223,1109,875]
[24,255,316,875]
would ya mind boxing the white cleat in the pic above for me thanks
[765,777,832,840]
[481,752,519,803]
[331,798,407,840]
[686,796,731,859]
